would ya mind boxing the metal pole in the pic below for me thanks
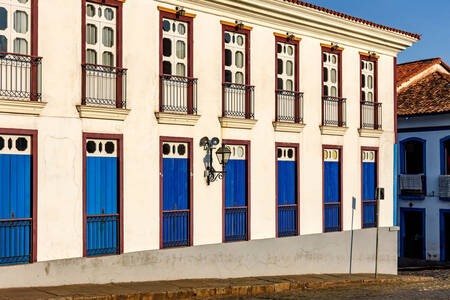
[375,197,380,278]
[350,197,355,274]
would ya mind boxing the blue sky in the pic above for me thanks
[302,0,450,63]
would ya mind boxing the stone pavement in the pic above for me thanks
[0,273,432,300]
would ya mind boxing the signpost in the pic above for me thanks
[374,187,384,278]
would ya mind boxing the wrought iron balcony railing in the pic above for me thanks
[86,214,119,257]
[223,83,255,119]
[224,207,248,242]
[322,96,346,127]
[275,90,303,123]
[324,203,341,232]
[0,52,42,101]
[278,204,298,237]
[162,209,190,248]
[361,101,382,130]
[160,75,197,115]
[82,63,127,108]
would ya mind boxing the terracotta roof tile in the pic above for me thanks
[397,71,450,116]
[283,0,421,39]
[396,58,450,87]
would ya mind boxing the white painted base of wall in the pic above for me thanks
[0,227,397,289]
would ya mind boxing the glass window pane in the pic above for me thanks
[286,80,293,91]
[86,24,97,45]
[362,74,365,88]
[0,35,7,52]
[0,8,7,30]
[13,11,28,33]
[163,38,171,57]
[224,32,231,43]
[178,23,186,35]
[331,69,337,83]
[277,43,282,53]
[86,49,97,64]
[235,72,244,84]
[104,8,114,21]
[176,40,186,59]
[368,63,373,71]
[277,59,283,75]
[102,27,114,47]
[323,67,328,82]
[163,61,171,75]
[331,86,337,97]
[176,63,186,76]
[98,7,102,18]
[368,75,373,89]
[368,92,373,101]
[236,35,243,46]
[86,4,95,17]
[332,55,337,64]
[323,85,328,96]
[235,51,244,68]
[102,51,114,66]
[277,78,283,90]
[225,49,232,66]
[362,91,365,101]
[361,61,364,70]
[18,0,28,3]
[225,70,232,83]
[287,46,293,56]
[286,61,293,76]
[13,38,27,54]
[162,20,170,32]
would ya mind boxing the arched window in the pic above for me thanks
[441,136,450,175]
[400,138,426,175]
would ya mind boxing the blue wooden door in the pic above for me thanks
[324,148,341,232]
[224,145,247,242]
[277,147,297,237]
[362,150,377,228]
[0,135,32,265]
[86,139,119,256]
[162,142,190,248]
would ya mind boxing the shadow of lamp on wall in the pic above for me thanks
[200,137,231,185]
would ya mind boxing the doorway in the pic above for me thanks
[401,208,425,259]
[441,210,450,261]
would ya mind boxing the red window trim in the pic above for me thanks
[29,0,38,56]
[359,54,379,103]
[82,132,124,257]
[275,142,300,238]
[394,57,398,143]
[322,144,343,233]
[361,146,379,229]
[221,24,251,85]
[159,136,194,249]
[222,139,251,243]
[321,46,343,98]
[159,10,194,78]
[0,128,38,263]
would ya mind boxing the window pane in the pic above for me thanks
[277,59,283,75]
[225,49,232,66]
[178,23,186,35]
[163,38,171,57]
[331,86,337,97]
[236,35,243,46]
[361,61,364,70]
[86,24,97,45]
[323,85,328,96]
[362,74,365,88]
[323,67,328,82]
[102,27,114,47]
[368,75,373,89]
[0,8,7,30]
[18,0,28,3]
[86,4,95,17]
[368,92,373,101]
[13,38,27,54]
[176,40,185,59]
[331,69,337,83]
[405,141,424,174]
[102,51,114,66]
[162,20,170,32]
[368,63,373,71]
[323,53,327,62]
[224,32,231,43]
[286,61,293,76]
[0,35,7,52]
[286,80,293,91]
[287,46,293,56]
[277,43,282,53]
[331,55,337,64]
[104,8,114,21]
[225,70,232,83]
[163,61,172,75]
[277,78,283,90]
[98,7,102,17]
[235,72,244,84]
[13,11,28,33]
[176,63,186,76]
[361,91,365,101]
[235,51,243,68]
[86,49,97,64]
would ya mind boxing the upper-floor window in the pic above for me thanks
[161,18,188,76]
[276,41,295,91]
[0,0,31,55]
[360,54,381,130]
[322,51,340,97]
[403,140,424,174]
[224,30,246,84]
[361,59,375,101]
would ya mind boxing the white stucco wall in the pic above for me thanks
[0,0,402,263]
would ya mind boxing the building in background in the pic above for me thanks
[0,0,418,288]
[397,58,450,261]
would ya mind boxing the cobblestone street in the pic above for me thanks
[220,269,450,300]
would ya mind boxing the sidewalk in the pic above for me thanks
[0,273,433,300]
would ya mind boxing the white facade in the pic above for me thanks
[0,0,418,283]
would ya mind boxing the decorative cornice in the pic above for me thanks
[154,112,201,126]
[273,32,301,41]
[320,43,344,51]
[220,20,253,30]
[320,125,348,136]
[358,128,384,138]
[359,51,380,59]
[219,117,257,129]
[76,105,130,121]
[0,99,46,116]
[158,6,197,18]
[272,121,305,133]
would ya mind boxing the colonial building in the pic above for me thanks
[0,0,418,288]
[397,58,450,261]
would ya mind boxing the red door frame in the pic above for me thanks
[222,139,251,242]
[361,146,379,228]
[82,133,124,257]
[322,144,343,232]
[159,136,194,249]
[275,142,300,237]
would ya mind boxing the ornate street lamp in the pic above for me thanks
[200,137,231,185]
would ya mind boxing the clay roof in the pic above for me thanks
[397,71,450,116]
[397,58,450,87]
[283,0,421,39]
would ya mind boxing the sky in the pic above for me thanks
[302,0,450,64]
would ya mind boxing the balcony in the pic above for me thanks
[78,64,129,121]
[273,90,305,133]
[359,101,383,138]
[439,175,450,200]
[155,75,200,126]
[219,83,257,129]
[399,174,426,199]
[0,52,45,115]
[320,96,347,135]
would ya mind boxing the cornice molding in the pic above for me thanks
[158,6,197,18]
